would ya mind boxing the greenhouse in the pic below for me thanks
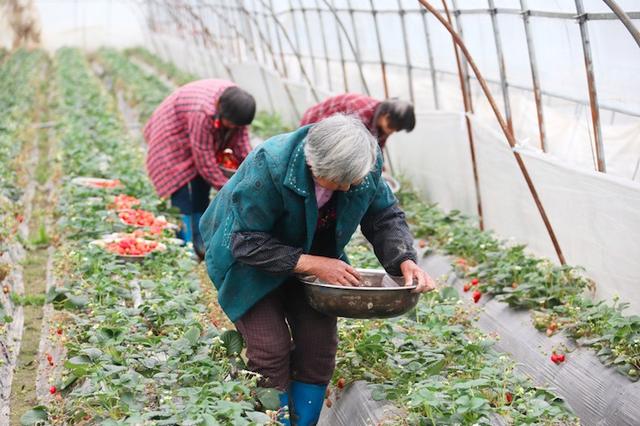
[0,0,639,425]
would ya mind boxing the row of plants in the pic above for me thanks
[0,49,48,324]
[104,49,579,424]
[392,187,640,380]
[23,48,277,425]
[334,288,577,425]
[124,47,197,87]
[95,48,170,124]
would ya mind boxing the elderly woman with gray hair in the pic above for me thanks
[200,114,435,425]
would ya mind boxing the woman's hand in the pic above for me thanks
[400,260,436,293]
[295,254,362,286]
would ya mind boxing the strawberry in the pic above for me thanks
[463,283,472,292]
[49,385,57,394]
[2,285,9,294]
[56,328,63,335]
[337,378,345,389]
[550,353,565,364]
[505,392,513,404]
[16,214,24,223]
[325,398,332,408]
[472,290,482,303]
[471,278,479,285]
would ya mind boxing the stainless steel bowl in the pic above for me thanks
[220,166,237,178]
[299,269,419,319]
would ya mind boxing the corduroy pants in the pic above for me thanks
[234,279,338,391]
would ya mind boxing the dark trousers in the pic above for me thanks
[234,279,338,391]
[170,175,211,214]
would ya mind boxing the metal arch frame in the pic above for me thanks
[257,0,321,103]
[419,0,566,265]
[442,0,483,231]
[319,0,370,95]
[575,0,606,173]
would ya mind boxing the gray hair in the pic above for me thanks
[305,114,378,184]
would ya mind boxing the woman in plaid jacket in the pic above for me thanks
[144,79,256,258]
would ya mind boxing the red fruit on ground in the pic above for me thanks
[472,290,482,303]
[337,378,346,389]
[463,283,472,292]
[471,278,479,285]
[57,328,63,335]
[49,386,56,394]
[551,353,566,364]
[325,398,333,408]
[506,392,513,404]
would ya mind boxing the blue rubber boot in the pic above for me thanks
[289,381,326,426]
[278,391,291,426]
[177,214,193,243]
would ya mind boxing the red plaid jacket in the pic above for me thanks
[144,79,251,197]
[300,93,387,148]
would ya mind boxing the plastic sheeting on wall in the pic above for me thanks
[389,112,640,314]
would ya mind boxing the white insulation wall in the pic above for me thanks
[389,112,640,313]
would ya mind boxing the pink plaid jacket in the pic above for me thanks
[300,93,387,148]
[144,79,251,197]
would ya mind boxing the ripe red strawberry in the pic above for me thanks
[56,328,63,335]
[551,353,565,364]
[471,278,479,285]
[472,290,482,303]
[49,385,56,394]
[337,378,345,389]
[463,283,472,292]
[505,392,513,404]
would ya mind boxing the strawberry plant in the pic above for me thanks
[21,48,274,425]
[395,184,640,380]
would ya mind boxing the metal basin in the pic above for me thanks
[299,269,419,319]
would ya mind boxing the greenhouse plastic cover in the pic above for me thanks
[388,111,640,313]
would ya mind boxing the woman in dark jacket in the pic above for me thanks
[200,114,435,425]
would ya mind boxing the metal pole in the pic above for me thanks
[259,0,321,102]
[315,0,333,91]
[397,0,415,103]
[332,0,349,92]
[419,0,567,265]
[602,0,640,48]
[575,0,606,173]
[450,0,473,112]
[287,0,304,79]
[297,0,319,84]
[488,0,513,133]
[420,8,440,109]
[321,0,371,95]
[270,0,289,77]
[442,0,484,230]
[519,0,547,152]
[369,0,389,98]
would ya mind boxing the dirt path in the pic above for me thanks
[9,68,60,425]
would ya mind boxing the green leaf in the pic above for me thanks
[246,411,272,423]
[20,406,48,425]
[256,387,281,411]
[220,329,244,355]
[184,325,201,346]
[201,414,220,426]
[439,286,459,301]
